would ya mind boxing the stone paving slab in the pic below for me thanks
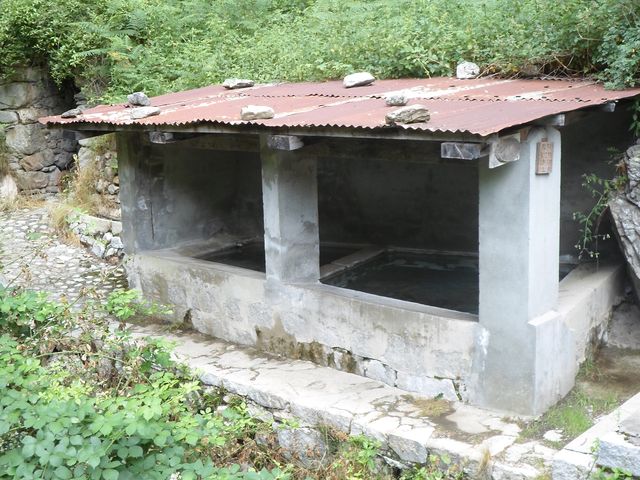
[131,322,556,478]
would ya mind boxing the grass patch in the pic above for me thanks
[46,201,82,246]
[519,362,620,445]
[0,194,45,214]
[0,126,10,177]
[68,157,101,214]
[404,395,455,418]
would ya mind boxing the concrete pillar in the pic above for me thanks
[116,132,157,253]
[260,135,320,284]
[475,127,568,414]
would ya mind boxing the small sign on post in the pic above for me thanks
[536,139,553,175]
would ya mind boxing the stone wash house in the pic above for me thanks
[42,78,640,415]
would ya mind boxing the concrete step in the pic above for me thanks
[597,408,640,476]
[553,394,640,480]
[130,322,556,478]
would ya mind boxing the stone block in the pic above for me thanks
[241,105,274,120]
[20,151,56,171]
[396,372,458,401]
[90,241,106,258]
[0,111,19,124]
[5,123,46,155]
[130,106,160,120]
[597,431,640,476]
[620,410,640,437]
[246,402,274,423]
[127,92,151,106]
[17,107,50,124]
[552,449,595,480]
[77,213,112,235]
[343,72,375,88]
[61,108,81,119]
[77,146,96,169]
[0,83,40,109]
[385,105,430,125]
[456,61,480,80]
[387,428,431,464]
[78,137,99,147]
[111,221,123,236]
[223,78,255,89]
[491,462,541,480]
[385,92,408,106]
[362,359,396,385]
[276,427,330,469]
[110,237,124,250]
[48,168,62,187]
[16,171,48,190]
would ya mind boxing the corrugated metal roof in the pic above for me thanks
[40,78,640,137]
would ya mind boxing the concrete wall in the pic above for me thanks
[560,105,636,257]
[118,133,263,253]
[317,147,478,252]
[126,250,480,401]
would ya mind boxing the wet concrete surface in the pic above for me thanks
[578,345,640,402]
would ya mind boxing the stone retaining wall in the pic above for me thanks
[67,211,124,260]
[0,67,77,196]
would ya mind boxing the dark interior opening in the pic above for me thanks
[198,241,359,272]
[316,141,480,315]
[324,251,479,314]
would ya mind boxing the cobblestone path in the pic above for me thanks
[0,204,127,300]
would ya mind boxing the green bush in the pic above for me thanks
[0,288,290,479]
[0,0,638,103]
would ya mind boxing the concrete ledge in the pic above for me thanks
[127,250,479,396]
[598,431,640,476]
[558,260,626,365]
[552,392,640,479]
[130,323,554,478]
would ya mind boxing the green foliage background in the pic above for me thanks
[0,0,639,100]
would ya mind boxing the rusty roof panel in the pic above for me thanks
[41,78,640,137]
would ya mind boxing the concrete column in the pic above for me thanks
[116,132,157,253]
[260,135,320,284]
[475,127,565,414]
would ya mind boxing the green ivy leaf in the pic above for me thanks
[54,466,73,480]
